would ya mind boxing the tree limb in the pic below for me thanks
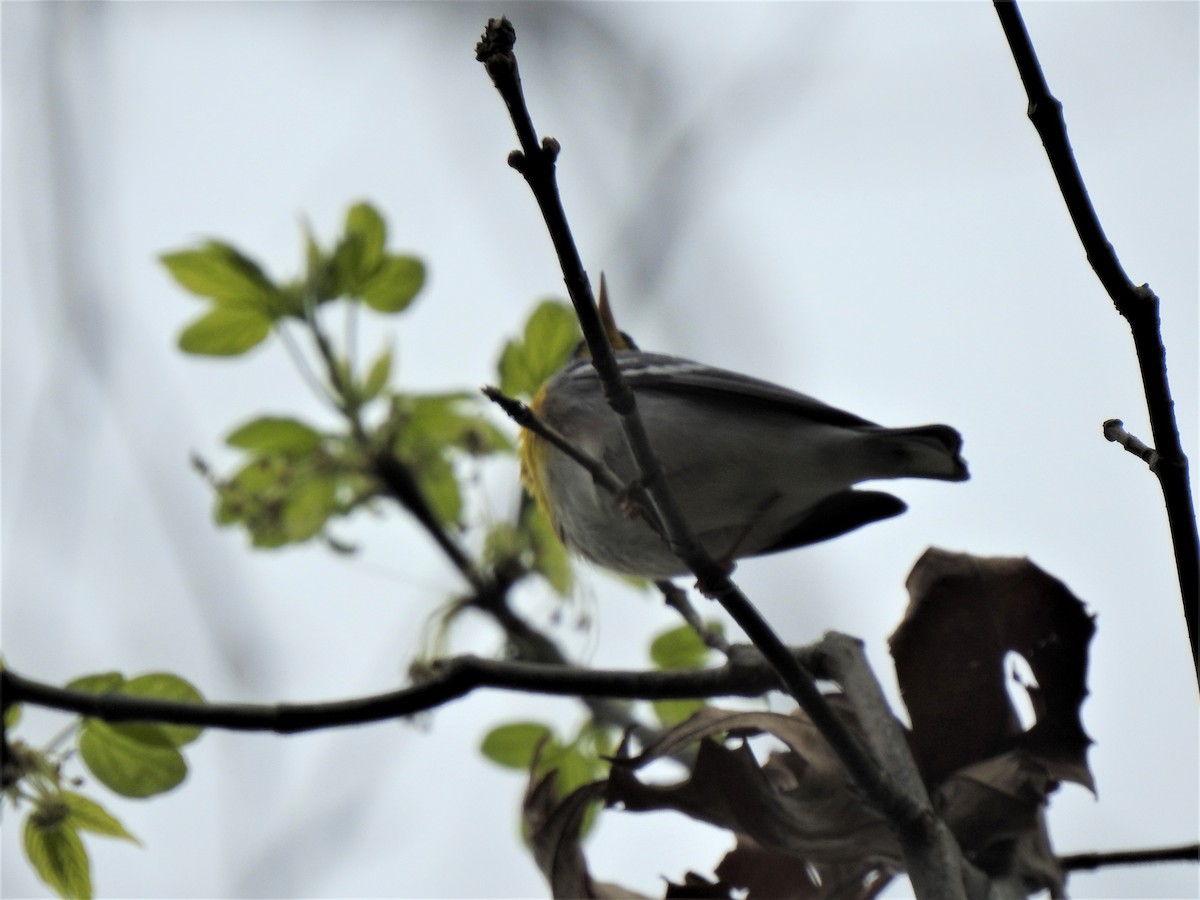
[477,17,973,899]
[0,646,819,735]
[993,0,1198,681]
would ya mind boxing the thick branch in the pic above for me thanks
[993,0,1198,680]
[819,634,988,900]
[371,450,485,590]
[477,18,968,899]
[1,647,815,735]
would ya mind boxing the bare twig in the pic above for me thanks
[1102,419,1158,469]
[1060,842,1200,873]
[296,290,489,593]
[0,648,814,736]
[993,0,1198,679]
[483,385,662,539]
[657,580,731,655]
[476,17,968,899]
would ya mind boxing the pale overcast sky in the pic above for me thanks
[3,3,1197,898]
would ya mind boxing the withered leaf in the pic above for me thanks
[715,836,897,900]
[891,549,1094,792]
[606,707,901,867]
[523,770,648,899]
[663,871,736,899]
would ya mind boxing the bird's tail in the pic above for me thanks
[867,424,970,482]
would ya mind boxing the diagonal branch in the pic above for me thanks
[482,385,663,540]
[476,18,973,899]
[993,0,1198,680]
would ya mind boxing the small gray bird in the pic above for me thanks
[520,297,967,580]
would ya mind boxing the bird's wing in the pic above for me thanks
[609,352,881,429]
[755,489,908,553]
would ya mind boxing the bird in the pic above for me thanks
[519,284,968,580]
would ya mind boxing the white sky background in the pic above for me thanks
[2,2,1197,898]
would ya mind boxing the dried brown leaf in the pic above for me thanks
[662,872,736,899]
[523,770,647,899]
[891,549,1094,792]
[715,837,897,900]
[606,707,902,867]
[935,752,1053,851]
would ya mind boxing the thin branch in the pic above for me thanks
[276,320,343,415]
[370,451,486,591]
[295,293,487,592]
[1102,419,1158,469]
[0,647,814,736]
[657,580,731,655]
[476,18,964,898]
[1060,842,1199,873]
[463,575,661,744]
[993,0,1198,680]
[483,386,659,533]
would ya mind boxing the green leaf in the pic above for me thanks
[345,202,387,276]
[396,393,512,458]
[549,745,603,838]
[24,814,92,900]
[329,238,364,298]
[299,222,336,305]
[178,305,272,357]
[329,204,389,297]
[498,301,580,397]
[161,242,278,312]
[5,700,20,729]
[551,744,598,796]
[277,280,308,318]
[650,624,712,671]
[280,475,338,543]
[223,454,289,497]
[65,670,205,752]
[62,792,140,845]
[78,719,188,798]
[226,416,323,458]
[483,523,523,570]
[114,674,205,748]
[496,342,529,398]
[362,347,393,402]
[481,722,553,769]
[524,504,573,596]
[361,255,425,313]
[413,455,462,527]
[652,698,707,728]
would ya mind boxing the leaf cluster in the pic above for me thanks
[6,203,597,897]
[5,672,204,900]
[163,203,424,357]
[163,204,566,583]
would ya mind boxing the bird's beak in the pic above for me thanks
[597,273,634,351]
